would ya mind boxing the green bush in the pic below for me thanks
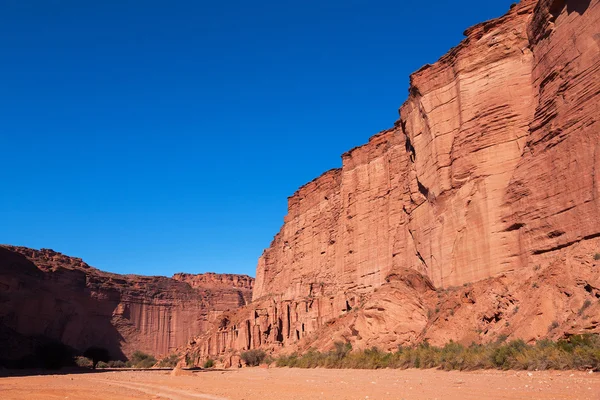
[126,350,157,368]
[272,334,600,371]
[203,359,215,368]
[185,353,195,367]
[593,253,600,261]
[333,342,352,359]
[75,356,92,368]
[108,360,126,368]
[240,349,267,366]
[158,354,179,368]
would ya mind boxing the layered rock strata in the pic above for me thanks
[0,245,253,362]
[184,0,600,365]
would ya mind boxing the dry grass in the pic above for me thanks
[275,335,600,371]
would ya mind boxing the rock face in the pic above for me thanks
[173,272,253,291]
[0,245,253,363]
[184,0,600,365]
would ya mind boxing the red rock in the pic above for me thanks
[0,245,253,362]
[185,0,600,363]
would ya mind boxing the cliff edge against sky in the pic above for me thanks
[184,0,600,367]
[0,245,253,363]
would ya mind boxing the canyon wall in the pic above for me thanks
[0,245,253,363]
[184,0,600,365]
[253,0,540,299]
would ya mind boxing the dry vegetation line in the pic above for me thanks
[90,377,228,400]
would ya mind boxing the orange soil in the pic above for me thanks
[1,368,599,400]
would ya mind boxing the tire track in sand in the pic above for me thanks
[90,378,229,400]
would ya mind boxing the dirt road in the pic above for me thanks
[1,368,599,400]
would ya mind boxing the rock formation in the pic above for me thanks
[0,245,253,363]
[183,0,600,366]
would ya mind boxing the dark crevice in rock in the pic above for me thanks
[417,179,430,199]
[505,222,525,232]
[532,232,600,255]
[408,228,428,270]
[482,312,503,324]
[547,230,565,238]
[286,304,291,339]
[246,320,252,349]
[276,318,283,342]
[405,134,416,162]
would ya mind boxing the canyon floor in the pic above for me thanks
[1,368,599,400]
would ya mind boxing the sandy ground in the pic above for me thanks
[0,368,599,400]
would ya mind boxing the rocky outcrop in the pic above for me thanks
[0,245,253,363]
[184,0,600,365]
[503,0,600,259]
[173,272,254,291]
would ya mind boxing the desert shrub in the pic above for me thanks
[108,360,126,368]
[492,339,527,369]
[496,334,508,344]
[263,355,275,365]
[275,352,299,367]
[75,356,92,368]
[96,361,109,368]
[185,353,195,367]
[126,350,157,368]
[83,346,110,369]
[240,349,267,366]
[333,341,352,360]
[548,320,560,332]
[594,253,600,261]
[203,359,215,368]
[158,354,179,368]
[345,346,392,369]
[271,334,600,372]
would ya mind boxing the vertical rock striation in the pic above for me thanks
[503,0,600,259]
[185,0,600,364]
[0,245,253,362]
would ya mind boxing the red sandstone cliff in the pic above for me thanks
[0,245,253,363]
[183,0,600,366]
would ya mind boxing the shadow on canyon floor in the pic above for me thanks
[0,367,237,378]
[0,367,117,378]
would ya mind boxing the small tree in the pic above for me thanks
[240,349,266,366]
[83,346,110,370]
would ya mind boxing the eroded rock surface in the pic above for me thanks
[184,0,600,365]
[0,245,253,362]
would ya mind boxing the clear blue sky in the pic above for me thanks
[0,0,516,277]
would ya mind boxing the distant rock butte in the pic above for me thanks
[184,0,600,366]
[0,245,253,362]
